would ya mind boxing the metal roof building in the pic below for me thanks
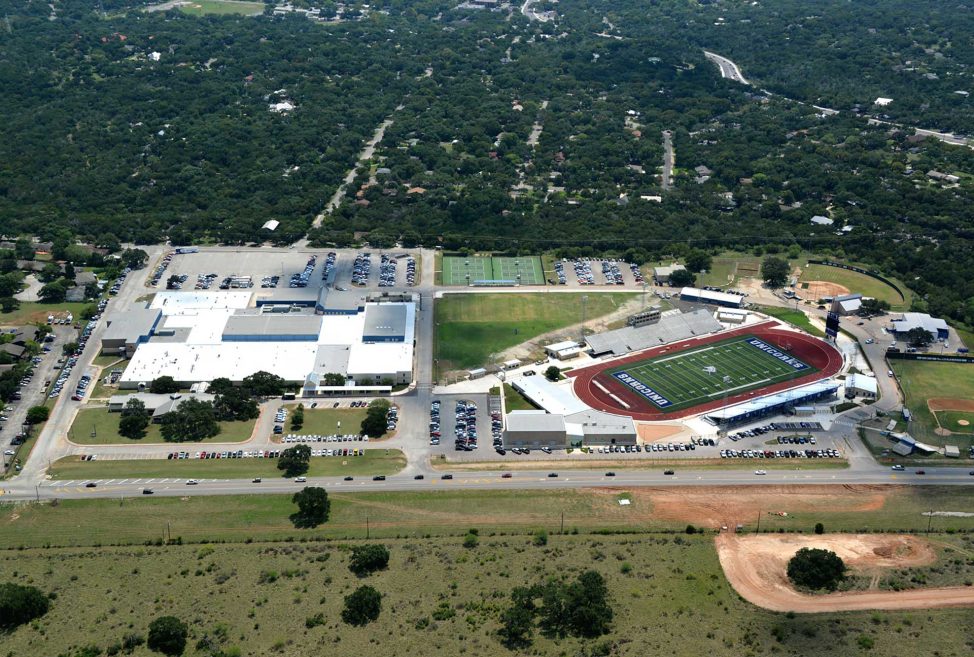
[890,313,949,340]
[703,380,840,426]
[362,304,408,342]
[222,315,323,342]
[503,410,567,448]
[585,309,722,356]
[101,307,163,357]
[679,287,744,308]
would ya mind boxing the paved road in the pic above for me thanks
[5,463,973,502]
[703,49,971,148]
[661,130,674,191]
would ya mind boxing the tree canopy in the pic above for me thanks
[348,544,390,576]
[341,585,382,626]
[159,398,220,443]
[0,582,50,630]
[787,547,847,591]
[147,616,188,656]
[278,444,312,477]
[291,486,330,528]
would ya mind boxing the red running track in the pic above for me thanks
[569,321,844,422]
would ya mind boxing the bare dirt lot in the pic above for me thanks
[635,423,685,442]
[627,484,887,529]
[716,533,974,612]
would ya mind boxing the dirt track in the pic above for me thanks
[716,533,974,612]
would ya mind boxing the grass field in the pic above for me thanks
[936,410,974,434]
[433,292,636,374]
[800,264,908,308]
[0,300,90,327]
[47,449,406,481]
[177,0,264,15]
[5,532,974,657]
[756,305,826,337]
[68,407,256,445]
[890,360,974,447]
[605,335,817,413]
[284,405,371,437]
[441,255,545,285]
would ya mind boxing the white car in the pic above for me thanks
[185,479,199,485]
[754,470,767,475]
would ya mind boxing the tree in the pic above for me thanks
[814,522,825,535]
[685,249,712,273]
[341,585,382,626]
[120,248,149,270]
[787,547,846,591]
[360,399,391,438]
[241,371,286,397]
[159,399,220,443]
[349,544,390,576]
[213,387,259,422]
[147,616,188,656]
[38,279,69,303]
[39,262,63,283]
[25,405,50,424]
[543,366,561,382]
[498,587,536,648]
[0,582,50,629]
[321,372,346,386]
[206,378,235,396]
[119,398,150,439]
[0,297,18,313]
[278,444,311,477]
[668,268,696,287]
[906,326,933,348]
[536,570,612,639]
[62,341,79,356]
[859,298,890,316]
[761,256,791,290]
[291,486,330,527]
[149,376,180,394]
[291,403,305,430]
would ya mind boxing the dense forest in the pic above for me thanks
[0,0,973,325]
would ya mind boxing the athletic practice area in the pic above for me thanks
[606,335,815,413]
[441,255,545,286]
[571,322,844,421]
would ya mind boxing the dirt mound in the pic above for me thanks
[929,398,974,412]
[715,533,974,612]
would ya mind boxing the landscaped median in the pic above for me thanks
[428,456,849,471]
[48,449,406,480]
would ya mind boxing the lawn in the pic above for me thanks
[68,406,256,445]
[800,264,908,308]
[178,0,264,15]
[47,449,406,481]
[434,292,636,374]
[890,359,974,448]
[0,300,90,327]
[756,305,826,337]
[503,382,536,411]
[283,404,377,437]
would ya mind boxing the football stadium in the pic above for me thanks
[570,322,843,421]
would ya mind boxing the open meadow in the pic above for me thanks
[2,526,974,656]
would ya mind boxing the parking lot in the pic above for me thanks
[159,248,420,293]
[425,393,492,459]
[553,258,647,288]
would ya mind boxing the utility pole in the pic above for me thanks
[560,511,564,534]
[34,484,39,502]
[756,509,761,533]
[167,521,171,543]
[366,513,370,540]
[927,511,933,534]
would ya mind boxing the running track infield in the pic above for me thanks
[569,321,844,421]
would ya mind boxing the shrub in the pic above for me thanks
[0,582,50,629]
[787,548,846,591]
[341,585,382,626]
[348,544,390,576]
[533,530,548,547]
[814,522,825,535]
[147,616,188,656]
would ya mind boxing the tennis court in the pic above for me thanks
[441,255,545,286]
[442,256,492,285]
[605,335,818,413]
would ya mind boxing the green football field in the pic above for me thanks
[606,335,818,412]
[441,255,544,285]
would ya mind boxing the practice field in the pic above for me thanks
[178,0,265,15]
[572,322,843,421]
[605,335,817,414]
[441,255,545,285]
[800,263,908,307]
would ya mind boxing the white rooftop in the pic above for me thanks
[510,376,589,416]
[151,290,253,313]
[846,374,878,395]
[680,287,743,306]
[546,340,580,352]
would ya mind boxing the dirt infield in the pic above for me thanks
[570,321,843,421]
[803,280,850,301]
[928,398,974,412]
[716,533,974,612]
